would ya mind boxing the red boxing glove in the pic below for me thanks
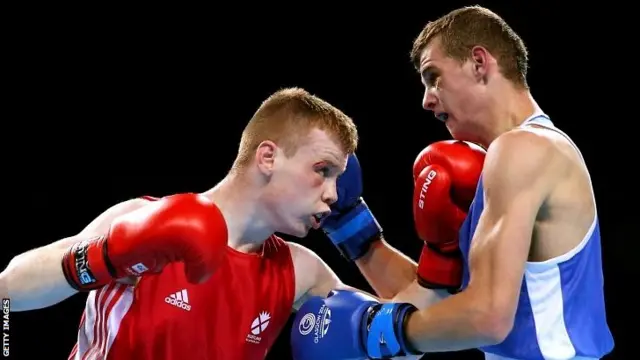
[412,140,485,291]
[62,193,228,291]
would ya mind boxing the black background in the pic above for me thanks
[5,1,633,359]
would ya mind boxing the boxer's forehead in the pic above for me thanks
[419,39,444,72]
[301,128,348,169]
[418,38,457,86]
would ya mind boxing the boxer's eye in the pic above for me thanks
[422,68,440,89]
[315,166,331,177]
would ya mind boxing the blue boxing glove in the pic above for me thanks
[291,290,422,360]
[321,154,382,260]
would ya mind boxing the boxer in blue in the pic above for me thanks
[292,5,615,360]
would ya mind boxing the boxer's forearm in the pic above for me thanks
[355,237,417,299]
[392,280,449,310]
[404,288,506,352]
[388,282,450,359]
[2,238,80,311]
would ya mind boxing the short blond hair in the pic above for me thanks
[410,6,529,88]
[232,87,358,170]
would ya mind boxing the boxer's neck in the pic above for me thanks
[478,85,539,147]
[202,173,274,254]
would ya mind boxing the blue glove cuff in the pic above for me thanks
[322,199,382,261]
[365,303,421,358]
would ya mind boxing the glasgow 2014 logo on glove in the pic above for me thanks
[298,313,316,335]
[298,305,332,343]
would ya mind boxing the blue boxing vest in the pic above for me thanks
[457,112,614,360]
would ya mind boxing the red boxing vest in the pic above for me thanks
[68,196,296,360]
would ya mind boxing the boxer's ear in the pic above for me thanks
[256,140,277,176]
[470,45,490,83]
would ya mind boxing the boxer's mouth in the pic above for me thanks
[308,216,320,229]
[311,211,330,228]
[436,112,449,122]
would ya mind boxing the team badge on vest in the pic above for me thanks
[246,311,271,344]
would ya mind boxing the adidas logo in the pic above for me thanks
[165,289,191,311]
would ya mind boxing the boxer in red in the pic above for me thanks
[0,87,391,360]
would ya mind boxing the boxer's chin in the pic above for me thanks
[447,125,472,142]
[445,119,459,137]
[279,218,310,238]
[284,229,310,238]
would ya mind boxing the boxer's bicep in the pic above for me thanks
[289,242,380,310]
[77,197,153,286]
[79,197,152,237]
[305,260,381,304]
[466,132,558,326]
[10,197,150,265]
[289,242,343,310]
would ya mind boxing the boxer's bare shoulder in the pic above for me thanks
[502,125,596,262]
[287,242,343,311]
[485,128,566,191]
[484,127,595,262]
[507,125,597,262]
